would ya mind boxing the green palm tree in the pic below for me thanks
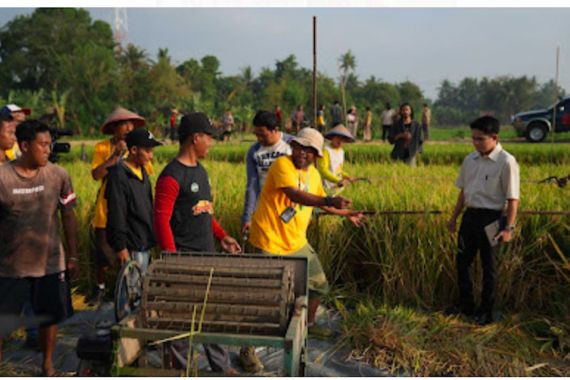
[338,50,356,122]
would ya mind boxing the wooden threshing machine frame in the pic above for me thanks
[111,253,309,376]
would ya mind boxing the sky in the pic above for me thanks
[1,7,569,99]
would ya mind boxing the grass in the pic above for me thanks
[62,138,570,166]
[337,301,570,376]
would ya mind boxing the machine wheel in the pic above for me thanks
[526,122,548,142]
[114,260,143,322]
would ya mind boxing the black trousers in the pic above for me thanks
[457,208,502,314]
[382,124,391,141]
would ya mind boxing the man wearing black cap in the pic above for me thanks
[154,112,241,375]
[1,104,31,124]
[105,129,162,273]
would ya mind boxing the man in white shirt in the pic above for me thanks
[447,116,520,325]
[242,110,292,234]
[380,102,395,142]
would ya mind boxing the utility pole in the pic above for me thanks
[312,16,317,128]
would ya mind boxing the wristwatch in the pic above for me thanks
[504,224,515,232]
[324,196,333,207]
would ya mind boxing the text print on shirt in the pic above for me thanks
[255,150,286,173]
[12,185,45,194]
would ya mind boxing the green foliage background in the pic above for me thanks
[0,8,566,135]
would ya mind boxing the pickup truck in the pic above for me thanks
[512,97,570,142]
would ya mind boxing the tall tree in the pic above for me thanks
[0,8,114,93]
[116,44,151,110]
[397,80,424,113]
[338,50,356,121]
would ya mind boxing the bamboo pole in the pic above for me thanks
[312,16,317,128]
[316,210,570,218]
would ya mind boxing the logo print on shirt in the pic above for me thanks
[192,200,213,215]
[191,182,199,193]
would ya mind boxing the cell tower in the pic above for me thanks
[114,8,128,51]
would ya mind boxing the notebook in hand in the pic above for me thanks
[484,216,507,247]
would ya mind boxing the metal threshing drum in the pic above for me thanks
[141,255,295,336]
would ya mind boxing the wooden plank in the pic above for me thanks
[144,287,284,305]
[114,317,142,368]
[145,301,282,317]
[151,264,285,278]
[144,311,280,325]
[146,273,284,288]
[284,298,307,376]
[114,366,184,377]
[144,318,283,335]
[116,327,286,347]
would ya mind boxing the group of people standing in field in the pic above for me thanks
[0,102,519,375]
[286,101,432,167]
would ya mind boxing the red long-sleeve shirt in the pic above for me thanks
[154,173,226,252]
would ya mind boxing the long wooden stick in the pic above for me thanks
[317,210,570,217]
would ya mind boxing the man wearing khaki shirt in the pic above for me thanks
[447,116,520,325]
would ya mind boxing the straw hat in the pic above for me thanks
[324,124,355,142]
[291,127,324,157]
[101,107,145,135]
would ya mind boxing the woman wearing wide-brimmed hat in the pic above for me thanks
[88,106,149,306]
[317,124,355,190]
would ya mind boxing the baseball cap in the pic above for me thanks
[178,112,219,139]
[0,113,14,123]
[125,128,163,149]
[291,128,324,157]
[1,104,31,116]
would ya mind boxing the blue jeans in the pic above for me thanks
[130,250,150,274]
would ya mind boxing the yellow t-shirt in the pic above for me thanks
[5,145,19,161]
[249,156,325,255]
[91,139,153,228]
[123,161,143,181]
[317,145,351,191]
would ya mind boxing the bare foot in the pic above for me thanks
[41,365,55,377]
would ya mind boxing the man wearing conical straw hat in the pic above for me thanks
[88,106,151,306]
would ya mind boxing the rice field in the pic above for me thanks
[61,139,570,376]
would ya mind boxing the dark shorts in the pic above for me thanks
[92,227,115,267]
[0,272,73,330]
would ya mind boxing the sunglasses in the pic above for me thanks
[292,143,317,155]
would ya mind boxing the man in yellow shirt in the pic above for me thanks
[249,128,363,332]
[89,106,148,306]
[0,114,16,164]
[1,104,30,160]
